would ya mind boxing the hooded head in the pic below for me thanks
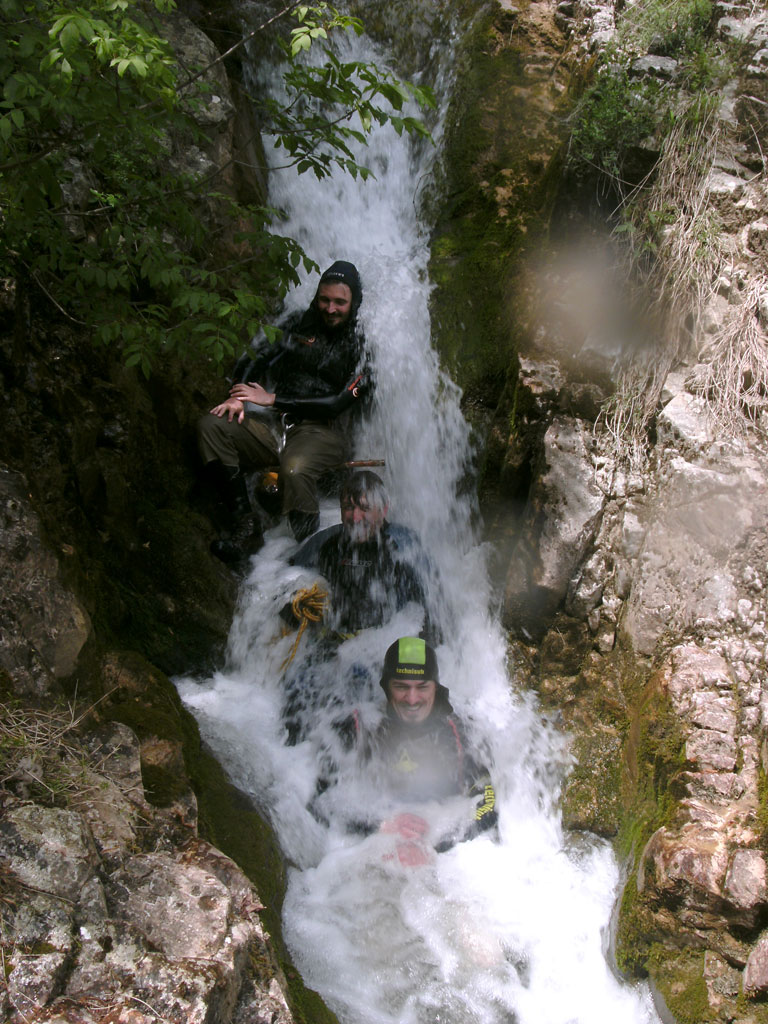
[316,260,363,313]
[380,636,452,723]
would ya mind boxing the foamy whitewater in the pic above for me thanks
[176,5,661,1021]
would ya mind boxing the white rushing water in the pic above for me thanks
[177,5,661,1022]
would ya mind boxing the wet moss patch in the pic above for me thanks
[648,947,714,1024]
[618,672,687,863]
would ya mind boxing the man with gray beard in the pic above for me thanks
[286,470,437,637]
[279,471,439,745]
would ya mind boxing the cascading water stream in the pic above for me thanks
[176,5,662,1021]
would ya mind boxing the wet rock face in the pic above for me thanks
[428,0,573,411]
[0,721,294,1024]
[503,416,606,638]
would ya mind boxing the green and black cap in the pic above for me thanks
[380,636,439,690]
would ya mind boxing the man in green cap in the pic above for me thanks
[313,636,497,865]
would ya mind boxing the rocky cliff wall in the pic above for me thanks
[0,6,338,1021]
[426,0,768,1019]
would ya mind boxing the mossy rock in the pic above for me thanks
[647,947,716,1024]
[562,725,624,836]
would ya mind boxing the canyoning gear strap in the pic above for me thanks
[280,583,328,672]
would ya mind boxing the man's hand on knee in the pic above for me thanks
[210,398,245,423]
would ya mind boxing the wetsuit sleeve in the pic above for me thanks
[466,771,498,838]
[308,712,360,826]
[273,369,370,420]
[434,733,498,853]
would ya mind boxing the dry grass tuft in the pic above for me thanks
[603,95,729,465]
[0,697,112,805]
[694,277,768,434]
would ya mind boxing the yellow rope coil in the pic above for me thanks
[280,583,328,672]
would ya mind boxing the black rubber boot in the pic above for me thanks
[209,465,264,563]
[288,510,319,542]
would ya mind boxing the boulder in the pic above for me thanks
[621,453,768,655]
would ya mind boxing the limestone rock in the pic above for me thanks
[0,805,98,901]
[744,932,768,996]
[110,851,233,959]
[0,707,294,1023]
[503,416,606,636]
[621,454,768,655]
[629,55,680,80]
[724,849,767,913]
[656,392,715,452]
[640,826,730,909]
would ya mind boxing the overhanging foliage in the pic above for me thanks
[0,0,434,374]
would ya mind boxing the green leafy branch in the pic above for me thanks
[261,4,435,180]
[0,0,433,375]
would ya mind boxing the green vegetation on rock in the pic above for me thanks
[0,0,432,377]
[647,947,715,1024]
[614,671,687,977]
[429,3,568,411]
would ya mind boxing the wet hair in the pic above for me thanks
[339,470,389,511]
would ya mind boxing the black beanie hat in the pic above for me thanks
[318,260,363,310]
[380,636,439,693]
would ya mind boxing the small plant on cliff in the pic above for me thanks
[617,0,714,60]
[0,0,434,375]
[568,67,661,193]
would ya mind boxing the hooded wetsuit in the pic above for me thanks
[198,265,370,520]
[290,521,433,635]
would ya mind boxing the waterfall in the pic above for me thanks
[176,5,661,1022]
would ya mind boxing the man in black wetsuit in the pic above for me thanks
[287,470,436,637]
[280,471,438,744]
[197,260,369,556]
[313,636,497,865]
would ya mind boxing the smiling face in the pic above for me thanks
[316,282,353,329]
[388,677,438,725]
